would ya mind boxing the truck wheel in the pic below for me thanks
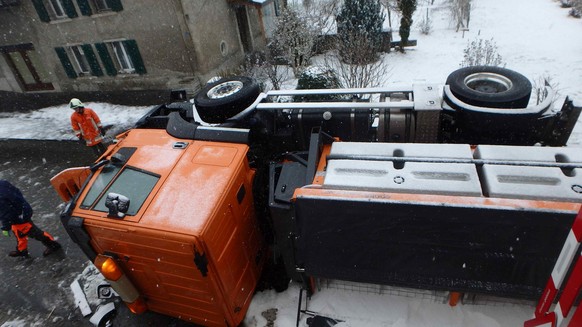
[194,76,260,123]
[445,66,532,108]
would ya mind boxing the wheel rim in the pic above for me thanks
[464,73,513,94]
[207,81,244,99]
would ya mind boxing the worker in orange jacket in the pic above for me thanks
[69,98,106,157]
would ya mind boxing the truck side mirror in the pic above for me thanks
[105,192,130,218]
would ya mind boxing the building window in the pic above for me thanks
[95,40,146,76]
[2,43,55,91]
[31,0,78,21]
[0,0,21,8]
[48,0,67,18]
[76,0,123,16]
[110,41,135,73]
[220,41,228,57]
[69,45,91,75]
[55,44,103,78]
[92,0,110,11]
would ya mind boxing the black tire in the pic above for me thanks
[194,76,260,123]
[445,66,532,108]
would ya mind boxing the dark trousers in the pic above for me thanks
[11,222,56,251]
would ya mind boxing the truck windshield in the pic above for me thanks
[81,164,121,209]
[82,167,159,216]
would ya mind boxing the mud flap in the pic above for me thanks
[297,287,343,327]
[306,315,343,327]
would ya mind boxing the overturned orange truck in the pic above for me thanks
[52,67,582,326]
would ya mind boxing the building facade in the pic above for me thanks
[0,0,280,100]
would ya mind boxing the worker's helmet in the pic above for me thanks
[69,98,84,109]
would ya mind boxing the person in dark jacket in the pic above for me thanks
[0,180,61,258]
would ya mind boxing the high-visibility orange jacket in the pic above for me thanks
[71,108,103,146]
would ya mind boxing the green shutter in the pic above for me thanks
[81,44,103,76]
[95,43,117,76]
[54,47,78,78]
[63,0,79,18]
[106,0,123,12]
[123,40,146,75]
[77,0,93,16]
[31,0,50,22]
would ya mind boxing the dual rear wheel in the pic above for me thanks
[194,76,260,124]
[445,66,532,109]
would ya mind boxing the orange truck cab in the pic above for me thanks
[52,128,264,327]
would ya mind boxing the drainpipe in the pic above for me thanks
[173,0,200,78]
[257,6,267,45]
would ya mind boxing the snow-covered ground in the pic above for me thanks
[1,0,581,326]
[0,102,152,142]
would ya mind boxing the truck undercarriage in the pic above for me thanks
[51,66,582,326]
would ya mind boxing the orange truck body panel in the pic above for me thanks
[50,167,91,202]
[55,129,264,326]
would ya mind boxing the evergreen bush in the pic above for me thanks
[294,66,344,102]
[336,0,385,63]
[398,0,417,52]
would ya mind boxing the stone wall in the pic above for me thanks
[0,89,168,113]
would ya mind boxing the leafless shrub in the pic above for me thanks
[418,8,432,35]
[299,0,341,35]
[322,46,391,89]
[559,1,581,18]
[242,50,291,91]
[460,37,505,67]
[561,0,574,8]
[216,67,244,79]
[244,2,342,90]
[448,0,471,31]
[271,8,318,76]
[532,75,560,105]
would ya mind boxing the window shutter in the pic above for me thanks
[31,0,50,22]
[81,44,103,76]
[77,0,93,16]
[95,43,117,76]
[55,47,78,78]
[106,0,123,12]
[123,40,146,75]
[63,0,79,18]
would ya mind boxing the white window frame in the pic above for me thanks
[109,41,135,74]
[47,0,67,19]
[69,45,91,76]
[92,0,111,12]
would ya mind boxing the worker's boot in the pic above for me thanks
[8,249,30,258]
[42,240,62,257]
